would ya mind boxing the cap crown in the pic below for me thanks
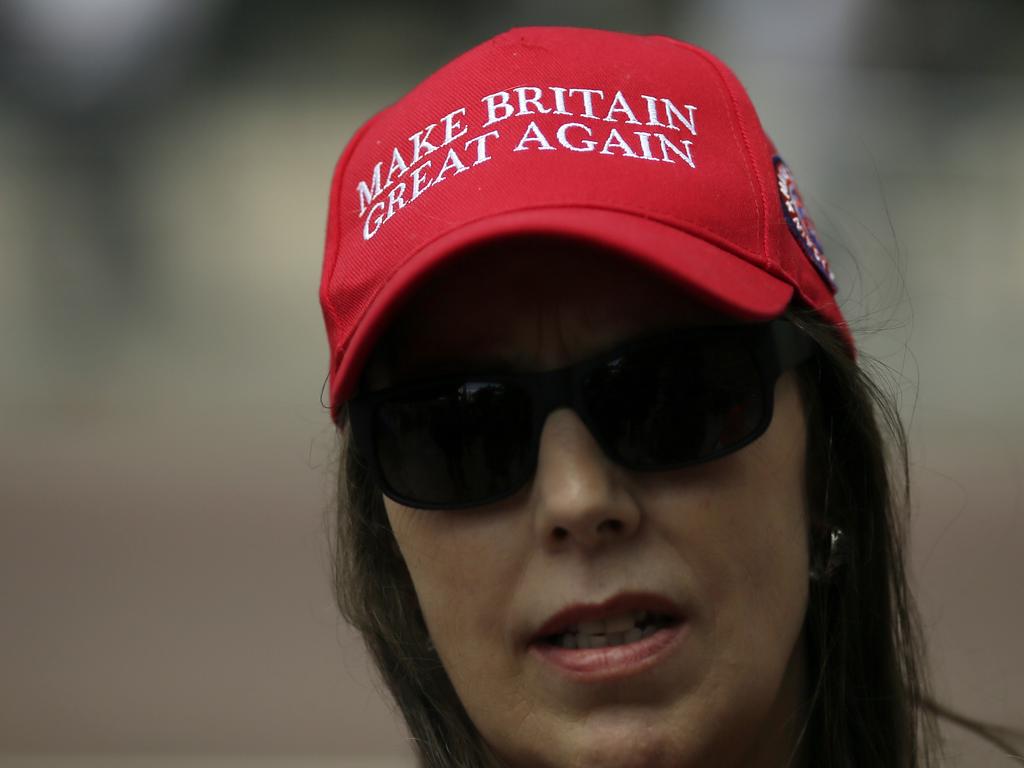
[320,27,847,414]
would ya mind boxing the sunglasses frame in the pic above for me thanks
[348,319,816,510]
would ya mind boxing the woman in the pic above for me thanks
[318,27,1021,767]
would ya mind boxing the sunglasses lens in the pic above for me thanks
[367,328,778,508]
[582,336,765,467]
[373,381,534,507]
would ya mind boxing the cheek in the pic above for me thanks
[694,458,810,716]
[714,485,809,657]
[385,502,524,684]
[655,470,809,646]
[696,492,810,758]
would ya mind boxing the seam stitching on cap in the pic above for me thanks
[325,110,391,384]
[682,44,771,277]
[328,111,387,292]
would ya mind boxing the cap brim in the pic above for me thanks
[333,207,794,413]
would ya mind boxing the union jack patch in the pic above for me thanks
[773,156,836,293]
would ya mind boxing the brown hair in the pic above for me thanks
[327,303,1023,767]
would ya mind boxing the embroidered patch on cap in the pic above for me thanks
[773,156,836,293]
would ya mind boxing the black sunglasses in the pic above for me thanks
[348,319,815,510]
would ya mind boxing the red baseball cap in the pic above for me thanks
[319,26,852,424]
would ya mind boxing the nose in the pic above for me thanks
[530,407,642,548]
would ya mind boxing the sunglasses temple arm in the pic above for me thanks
[770,320,816,371]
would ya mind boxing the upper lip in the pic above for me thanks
[527,590,687,645]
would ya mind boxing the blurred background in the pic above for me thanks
[1,0,1022,766]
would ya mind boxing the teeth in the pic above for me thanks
[578,619,607,635]
[571,610,649,636]
[552,616,666,648]
[605,614,638,633]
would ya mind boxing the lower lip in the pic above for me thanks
[529,622,688,683]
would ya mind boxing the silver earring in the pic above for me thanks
[809,526,846,582]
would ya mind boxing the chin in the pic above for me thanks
[571,740,681,768]
[495,717,695,768]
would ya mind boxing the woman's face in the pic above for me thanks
[365,241,811,768]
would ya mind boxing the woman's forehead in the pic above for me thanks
[366,240,731,384]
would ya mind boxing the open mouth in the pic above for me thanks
[538,611,681,650]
